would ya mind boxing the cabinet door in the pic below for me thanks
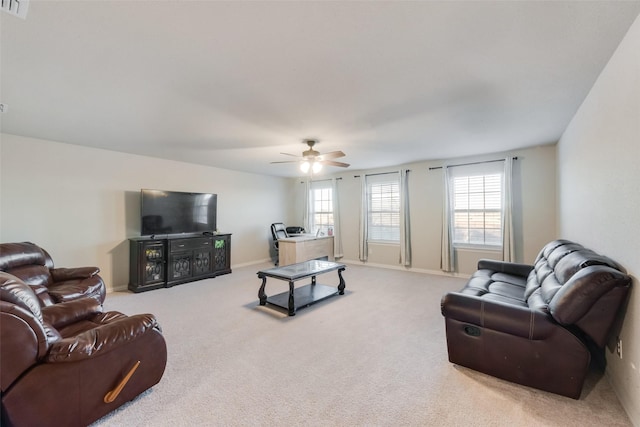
[143,243,166,284]
[193,248,213,276]
[213,236,230,271]
[129,239,167,292]
[169,252,192,281]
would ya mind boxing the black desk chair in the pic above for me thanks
[270,223,288,265]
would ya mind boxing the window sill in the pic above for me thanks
[454,244,502,252]
[367,240,400,246]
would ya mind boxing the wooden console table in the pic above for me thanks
[257,260,346,316]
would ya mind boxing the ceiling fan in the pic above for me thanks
[271,139,350,173]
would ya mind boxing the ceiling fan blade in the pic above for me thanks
[317,151,345,160]
[270,160,299,164]
[279,152,301,158]
[319,160,350,168]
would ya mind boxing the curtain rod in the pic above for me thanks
[299,177,343,184]
[428,157,518,171]
[353,169,410,178]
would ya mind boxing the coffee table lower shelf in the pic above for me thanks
[265,284,338,313]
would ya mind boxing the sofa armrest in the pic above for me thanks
[41,298,103,329]
[441,292,556,340]
[45,313,160,363]
[477,259,533,277]
[47,275,106,304]
[50,267,100,282]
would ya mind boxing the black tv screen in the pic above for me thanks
[141,189,217,236]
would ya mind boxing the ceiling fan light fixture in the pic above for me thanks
[274,139,349,173]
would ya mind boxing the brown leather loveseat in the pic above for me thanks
[441,239,631,399]
[0,243,167,426]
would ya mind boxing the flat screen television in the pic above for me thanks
[141,189,217,236]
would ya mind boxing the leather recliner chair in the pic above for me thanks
[0,271,167,426]
[0,242,106,305]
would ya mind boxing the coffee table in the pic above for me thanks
[257,260,346,316]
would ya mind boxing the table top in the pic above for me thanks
[258,259,346,280]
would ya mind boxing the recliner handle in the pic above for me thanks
[104,360,141,403]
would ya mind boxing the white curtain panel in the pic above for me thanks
[358,175,368,262]
[400,169,412,266]
[440,167,454,272]
[302,179,310,233]
[502,157,515,262]
[332,178,344,259]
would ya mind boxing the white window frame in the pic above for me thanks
[308,180,333,236]
[367,173,400,243]
[448,163,504,250]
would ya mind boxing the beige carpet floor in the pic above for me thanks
[93,262,631,426]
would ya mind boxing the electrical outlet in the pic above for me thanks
[616,337,623,358]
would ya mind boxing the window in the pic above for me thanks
[450,167,503,247]
[367,173,400,242]
[309,181,333,235]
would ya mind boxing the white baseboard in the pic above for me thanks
[108,258,469,294]
[231,258,273,269]
[108,258,275,294]
[339,258,471,279]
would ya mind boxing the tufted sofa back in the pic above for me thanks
[0,242,108,307]
[524,239,631,346]
[0,242,58,304]
[0,242,56,272]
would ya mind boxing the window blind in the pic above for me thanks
[367,173,400,242]
[449,162,503,247]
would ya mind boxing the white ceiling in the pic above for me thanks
[2,1,639,177]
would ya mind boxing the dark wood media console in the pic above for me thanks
[129,233,231,292]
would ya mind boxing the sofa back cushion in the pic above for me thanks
[0,242,55,271]
[524,240,628,310]
[554,249,626,283]
[1,271,63,342]
[522,239,631,347]
[524,240,579,306]
[0,272,44,323]
[0,242,56,305]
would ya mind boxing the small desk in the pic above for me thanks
[257,260,346,316]
[278,235,334,266]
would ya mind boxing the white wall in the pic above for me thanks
[0,134,294,291]
[558,15,640,425]
[291,144,557,275]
